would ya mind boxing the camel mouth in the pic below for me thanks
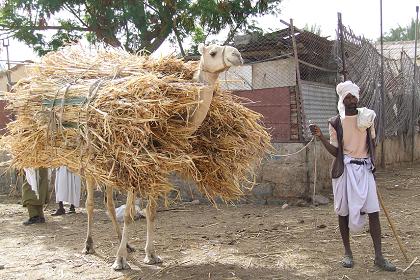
[226,57,244,67]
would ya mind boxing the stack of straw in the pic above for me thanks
[1,46,272,201]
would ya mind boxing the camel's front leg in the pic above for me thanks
[82,176,95,254]
[112,190,135,270]
[105,186,135,253]
[144,198,162,264]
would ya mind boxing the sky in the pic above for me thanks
[0,0,419,68]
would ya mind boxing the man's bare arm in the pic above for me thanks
[309,124,338,157]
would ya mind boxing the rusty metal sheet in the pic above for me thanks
[234,87,290,142]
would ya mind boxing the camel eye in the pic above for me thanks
[209,51,217,57]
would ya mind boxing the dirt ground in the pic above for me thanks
[0,163,419,280]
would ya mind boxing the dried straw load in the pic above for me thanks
[1,46,272,202]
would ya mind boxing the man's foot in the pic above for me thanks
[68,205,76,214]
[374,257,396,272]
[341,255,354,268]
[23,216,45,225]
[51,208,66,216]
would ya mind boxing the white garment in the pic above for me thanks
[24,168,39,199]
[336,81,360,119]
[114,204,145,222]
[332,155,380,232]
[55,166,81,207]
[356,107,376,131]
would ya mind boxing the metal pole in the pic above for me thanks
[338,13,347,81]
[380,0,386,168]
[412,6,419,163]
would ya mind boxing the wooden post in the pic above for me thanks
[289,19,311,198]
[337,13,347,81]
[412,6,419,163]
[290,18,305,140]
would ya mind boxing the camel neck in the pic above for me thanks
[198,69,219,86]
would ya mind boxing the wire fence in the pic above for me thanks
[220,17,420,144]
[337,23,420,141]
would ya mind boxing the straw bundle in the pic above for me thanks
[2,46,272,201]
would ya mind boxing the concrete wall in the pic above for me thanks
[166,133,420,204]
[1,135,419,201]
[376,133,420,166]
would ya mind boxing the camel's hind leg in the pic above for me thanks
[82,176,95,254]
[105,186,135,252]
[144,198,162,264]
[112,190,135,270]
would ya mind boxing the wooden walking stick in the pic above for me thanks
[376,188,409,261]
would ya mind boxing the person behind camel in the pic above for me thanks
[52,166,81,216]
[309,81,396,272]
[22,168,49,225]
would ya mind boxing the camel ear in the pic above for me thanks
[198,43,206,54]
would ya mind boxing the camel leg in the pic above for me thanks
[112,190,135,270]
[144,198,162,264]
[105,186,135,253]
[82,176,95,254]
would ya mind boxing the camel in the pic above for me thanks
[81,43,244,270]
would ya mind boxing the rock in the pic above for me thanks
[191,199,200,205]
[227,240,237,245]
[254,199,267,205]
[266,199,285,205]
[0,265,4,270]
[312,194,329,205]
[252,183,273,198]
[282,203,289,209]
[293,199,308,207]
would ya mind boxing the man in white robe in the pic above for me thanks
[309,81,396,272]
[52,166,81,215]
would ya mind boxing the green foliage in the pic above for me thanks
[303,23,321,36]
[0,0,283,56]
[382,19,418,42]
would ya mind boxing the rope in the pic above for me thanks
[269,136,318,203]
[270,136,315,158]
[313,137,317,205]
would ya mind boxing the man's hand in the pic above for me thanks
[309,124,322,138]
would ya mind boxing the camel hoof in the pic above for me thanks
[126,243,136,253]
[82,245,95,254]
[83,237,95,254]
[112,257,131,271]
[144,254,162,265]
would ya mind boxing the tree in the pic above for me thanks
[0,0,282,56]
[303,23,321,36]
[382,19,417,42]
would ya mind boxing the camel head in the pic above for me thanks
[198,43,243,74]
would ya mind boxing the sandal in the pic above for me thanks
[51,208,66,216]
[68,206,76,214]
[374,257,396,272]
[341,255,354,268]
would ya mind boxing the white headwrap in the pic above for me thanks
[336,81,376,130]
[336,81,360,119]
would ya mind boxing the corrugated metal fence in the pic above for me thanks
[300,81,337,138]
